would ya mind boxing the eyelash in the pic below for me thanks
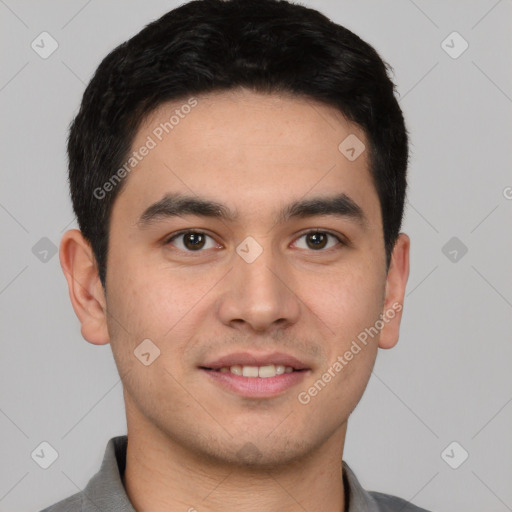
[163,229,346,253]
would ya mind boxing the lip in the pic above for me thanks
[201,367,310,398]
[199,351,310,371]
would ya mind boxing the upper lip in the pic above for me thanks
[200,351,310,370]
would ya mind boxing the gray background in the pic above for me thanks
[1,1,511,511]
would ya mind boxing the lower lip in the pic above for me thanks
[200,368,310,398]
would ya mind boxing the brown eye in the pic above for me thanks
[306,232,328,249]
[294,231,343,251]
[166,231,218,251]
[183,232,206,250]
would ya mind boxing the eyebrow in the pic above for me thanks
[136,192,367,229]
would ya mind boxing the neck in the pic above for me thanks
[122,411,347,512]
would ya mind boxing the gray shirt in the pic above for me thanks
[39,435,432,512]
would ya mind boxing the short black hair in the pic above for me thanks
[67,0,408,289]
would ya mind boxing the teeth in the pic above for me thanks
[216,364,296,377]
[242,365,259,377]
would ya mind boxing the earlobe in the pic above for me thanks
[59,229,110,346]
[378,233,410,350]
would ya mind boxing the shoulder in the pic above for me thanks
[38,490,83,512]
[369,490,434,512]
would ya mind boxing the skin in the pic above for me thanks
[60,88,409,512]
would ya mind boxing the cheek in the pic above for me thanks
[105,254,222,362]
[306,261,385,341]
[108,248,177,321]
[298,269,382,420]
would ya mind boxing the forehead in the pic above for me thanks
[111,88,381,229]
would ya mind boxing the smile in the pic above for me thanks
[204,364,302,378]
[200,366,310,398]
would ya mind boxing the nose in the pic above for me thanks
[216,241,301,333]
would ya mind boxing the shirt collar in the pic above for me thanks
[82,435,136,512]
[82,435,380,512]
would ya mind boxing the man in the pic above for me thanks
[43,0,429,510]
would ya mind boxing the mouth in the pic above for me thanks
[198,351,312,398]
[199,365,310,398]
[199,364,307,378]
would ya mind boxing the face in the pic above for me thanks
[62,88,409,468]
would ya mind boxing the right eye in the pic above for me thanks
[164,230,221,252]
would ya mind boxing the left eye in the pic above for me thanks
[293,231,342,251]
[165,230,342,252]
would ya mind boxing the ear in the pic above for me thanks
[378,233,410,349]
[59,229,110,345]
